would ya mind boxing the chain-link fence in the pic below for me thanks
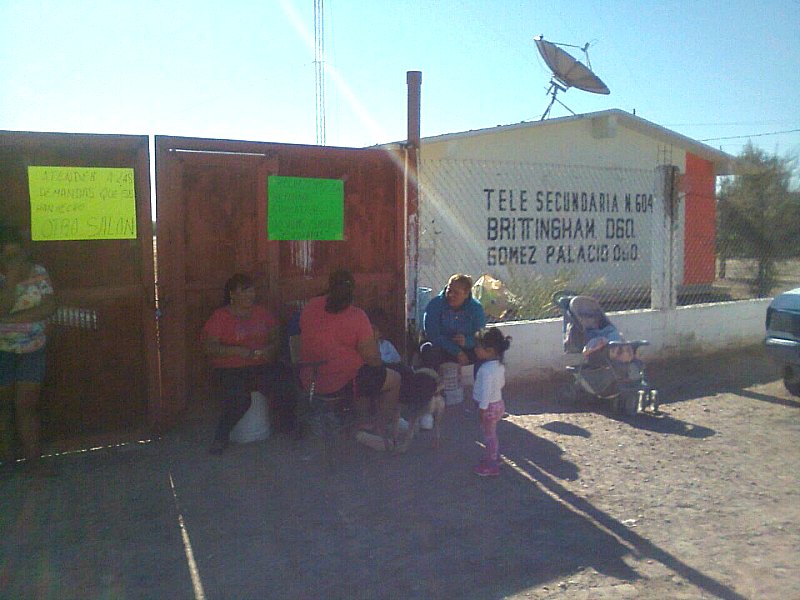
[417,157,800,321]
[712,148,800,303]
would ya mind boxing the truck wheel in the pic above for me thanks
[784,365,800,397]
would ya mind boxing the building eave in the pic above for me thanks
[385,109,735,176]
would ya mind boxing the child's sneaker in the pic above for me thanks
[473,462,500,477]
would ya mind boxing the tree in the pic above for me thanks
[717,143,800,297]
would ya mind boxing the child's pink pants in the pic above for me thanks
[481,400,505,465]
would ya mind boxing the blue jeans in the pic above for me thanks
[0,348,47,386]
[419,342,482,378]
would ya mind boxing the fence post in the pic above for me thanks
[652,165,680,310]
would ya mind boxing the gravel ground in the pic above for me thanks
[501,347,799,599]
[1,344,798,599]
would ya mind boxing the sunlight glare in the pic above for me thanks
[169,472,207,600]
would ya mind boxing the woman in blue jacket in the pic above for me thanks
[420,273,486,369]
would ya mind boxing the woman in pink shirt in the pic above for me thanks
[299,270,401,443]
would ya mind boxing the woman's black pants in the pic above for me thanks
[212,363,292,444]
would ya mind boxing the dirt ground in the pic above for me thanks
[712,258,800,300]
[1,344,799,600]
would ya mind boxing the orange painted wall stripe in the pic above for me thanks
[684,152,717,285]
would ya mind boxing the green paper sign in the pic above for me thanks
[28,166,137,241]
[268,175,344,241]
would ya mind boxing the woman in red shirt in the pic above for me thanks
[203,274,289,455]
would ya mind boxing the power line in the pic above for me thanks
[699,128,800,142]
[668,120,796,127]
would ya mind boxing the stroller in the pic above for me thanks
[553,291,659,415]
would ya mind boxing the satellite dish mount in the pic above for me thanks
[534,35,610,120]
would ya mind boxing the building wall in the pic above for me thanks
[684,152,717,286]
[419,118,694,295]
[417,116,721,297]
[422,115,688,170]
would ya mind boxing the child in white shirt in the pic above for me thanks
[472,327,512,477]
[367,308,402,364]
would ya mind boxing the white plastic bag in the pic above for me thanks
[230,392,270,444]
[472,274,515,320]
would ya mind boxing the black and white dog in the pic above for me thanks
[396,367,445,452]
[355,367,445,452]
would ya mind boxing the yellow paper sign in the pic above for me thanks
[28,166,137,241]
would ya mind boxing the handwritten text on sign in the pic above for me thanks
[268,176,344,241]
[28,166,137,240]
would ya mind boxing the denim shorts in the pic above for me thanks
[0,348,47,386]
[312,364,387,399]
[353,364,387,397]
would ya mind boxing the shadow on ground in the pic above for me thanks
[508,344,783,416]
[0,346,773,599]
[499,421,746,600]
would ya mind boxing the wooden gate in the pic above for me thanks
[0,132,158,449]
[0,132,409,444]
[155,136,405,422]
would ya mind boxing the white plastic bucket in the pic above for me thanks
[440,362,464,405]
[230,391,270,444]
[444,388,464,405]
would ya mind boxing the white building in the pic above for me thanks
[414,109,734,302]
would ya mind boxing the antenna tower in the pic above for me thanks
[314,0,326,145]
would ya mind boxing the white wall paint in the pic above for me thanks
[459,298,770,386]
[418,159,662,292]
[422,117,688,171]
[418,117,690,296]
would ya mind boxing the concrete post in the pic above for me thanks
[652,165,680,310]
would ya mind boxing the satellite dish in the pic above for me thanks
[534,35,610,120]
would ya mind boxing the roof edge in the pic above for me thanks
[400,109,735,175]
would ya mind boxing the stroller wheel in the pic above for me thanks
[649,390,660,412]
[623,392,639,416]
[611,391,639,415]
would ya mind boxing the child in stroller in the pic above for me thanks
[553,291,659,415]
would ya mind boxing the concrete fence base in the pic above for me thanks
[475,298,770,386]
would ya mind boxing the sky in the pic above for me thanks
[1,0,798,166]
